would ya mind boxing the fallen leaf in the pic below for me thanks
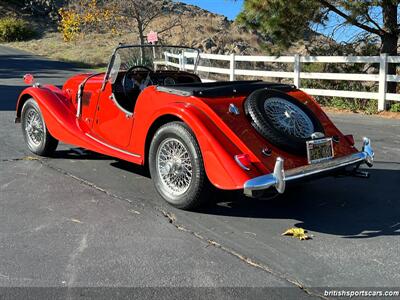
[282,227,311,240]
[22,156,38,161]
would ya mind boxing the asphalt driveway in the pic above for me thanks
[1,45,399,299]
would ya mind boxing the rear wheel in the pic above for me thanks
[21,98,58,156]
[149,122,211,210]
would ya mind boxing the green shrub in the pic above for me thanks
[0,17,35,42]
[389,102,400,113]
[316,96,378,114]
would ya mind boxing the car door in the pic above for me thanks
[79,75,103,129]
[92,82,134,149]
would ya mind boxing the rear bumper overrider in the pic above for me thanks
[243,137,374,197]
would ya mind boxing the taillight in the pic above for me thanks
[234,154,252,171]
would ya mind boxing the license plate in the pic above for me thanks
[306,138,334,164]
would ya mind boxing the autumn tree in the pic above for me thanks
[237,0,399,93]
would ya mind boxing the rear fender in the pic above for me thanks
[139,103,262,189]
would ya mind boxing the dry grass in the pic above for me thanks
[3,5,262,68]
[6,32,116,67]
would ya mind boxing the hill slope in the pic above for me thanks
[1,0,325,66]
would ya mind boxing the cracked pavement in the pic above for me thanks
[1,45,400,299]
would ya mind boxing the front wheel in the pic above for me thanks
[21,98,58,156]
[149,122,211,210]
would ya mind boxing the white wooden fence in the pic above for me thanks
[164,52,400,111]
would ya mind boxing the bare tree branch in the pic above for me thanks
[365,11,385,33]
[111,0,181,44]
[317,0,384,36]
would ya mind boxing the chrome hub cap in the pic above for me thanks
[25,109,44,146]
[264,97,314,138]
[156,138,193,196]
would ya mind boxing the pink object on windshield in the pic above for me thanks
[147,31,158,44]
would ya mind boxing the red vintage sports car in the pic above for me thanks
[15,45,374,210]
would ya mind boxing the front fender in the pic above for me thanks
[15,86,82,145]
[16,86,144,164]
[137,103,263,190]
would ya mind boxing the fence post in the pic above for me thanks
[182,55,187,71]
[178,53,184,71]
[294,54,301,88]
[229,53,235,81]
[378,53,388,111]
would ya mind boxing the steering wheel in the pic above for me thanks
[122,65,153,98]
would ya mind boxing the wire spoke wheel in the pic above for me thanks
[21,98,59,157]
[156,138,193,196]
[150,122,211,210]
[25,108,44,146]
[263,97,315,139]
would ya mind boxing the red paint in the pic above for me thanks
[23,74,34,85]
[16,73,358,190]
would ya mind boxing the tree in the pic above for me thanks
[23,0,65,19]
[111,0,181,45]
[237,0,399,93]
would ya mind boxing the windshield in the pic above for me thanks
[104,45,201,86]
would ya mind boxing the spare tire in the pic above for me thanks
[244,89,324,155]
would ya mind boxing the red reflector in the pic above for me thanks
[344,134,355,145]
[234,154,252,171]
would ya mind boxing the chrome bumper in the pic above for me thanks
[244,137,374,196]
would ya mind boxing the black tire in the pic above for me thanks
[21,98,58,156]
[149,122,211,210]
[244,89,324,155]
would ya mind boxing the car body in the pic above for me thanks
[15,44,374,209]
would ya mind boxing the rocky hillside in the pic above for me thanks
[157,0,326,55]
[1,0,328,67]
[150,0,262,55]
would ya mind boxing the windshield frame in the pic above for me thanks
[101,44,201,91]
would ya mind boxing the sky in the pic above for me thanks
[177,0,383,43]
[177,0,244,21]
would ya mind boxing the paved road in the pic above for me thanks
[1,46,400,299]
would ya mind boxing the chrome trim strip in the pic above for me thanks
[244,137,374,196]
[85,133,141,158]
[156,86,192,96]
[77,73,103,117]
[234,155,250,171]
[109,93,133,116]
[76,82,83,117]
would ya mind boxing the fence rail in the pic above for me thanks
[163,52,400,111]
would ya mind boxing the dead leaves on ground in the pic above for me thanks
[282,227,311,240]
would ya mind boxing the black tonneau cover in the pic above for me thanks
[156,80,295,97]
